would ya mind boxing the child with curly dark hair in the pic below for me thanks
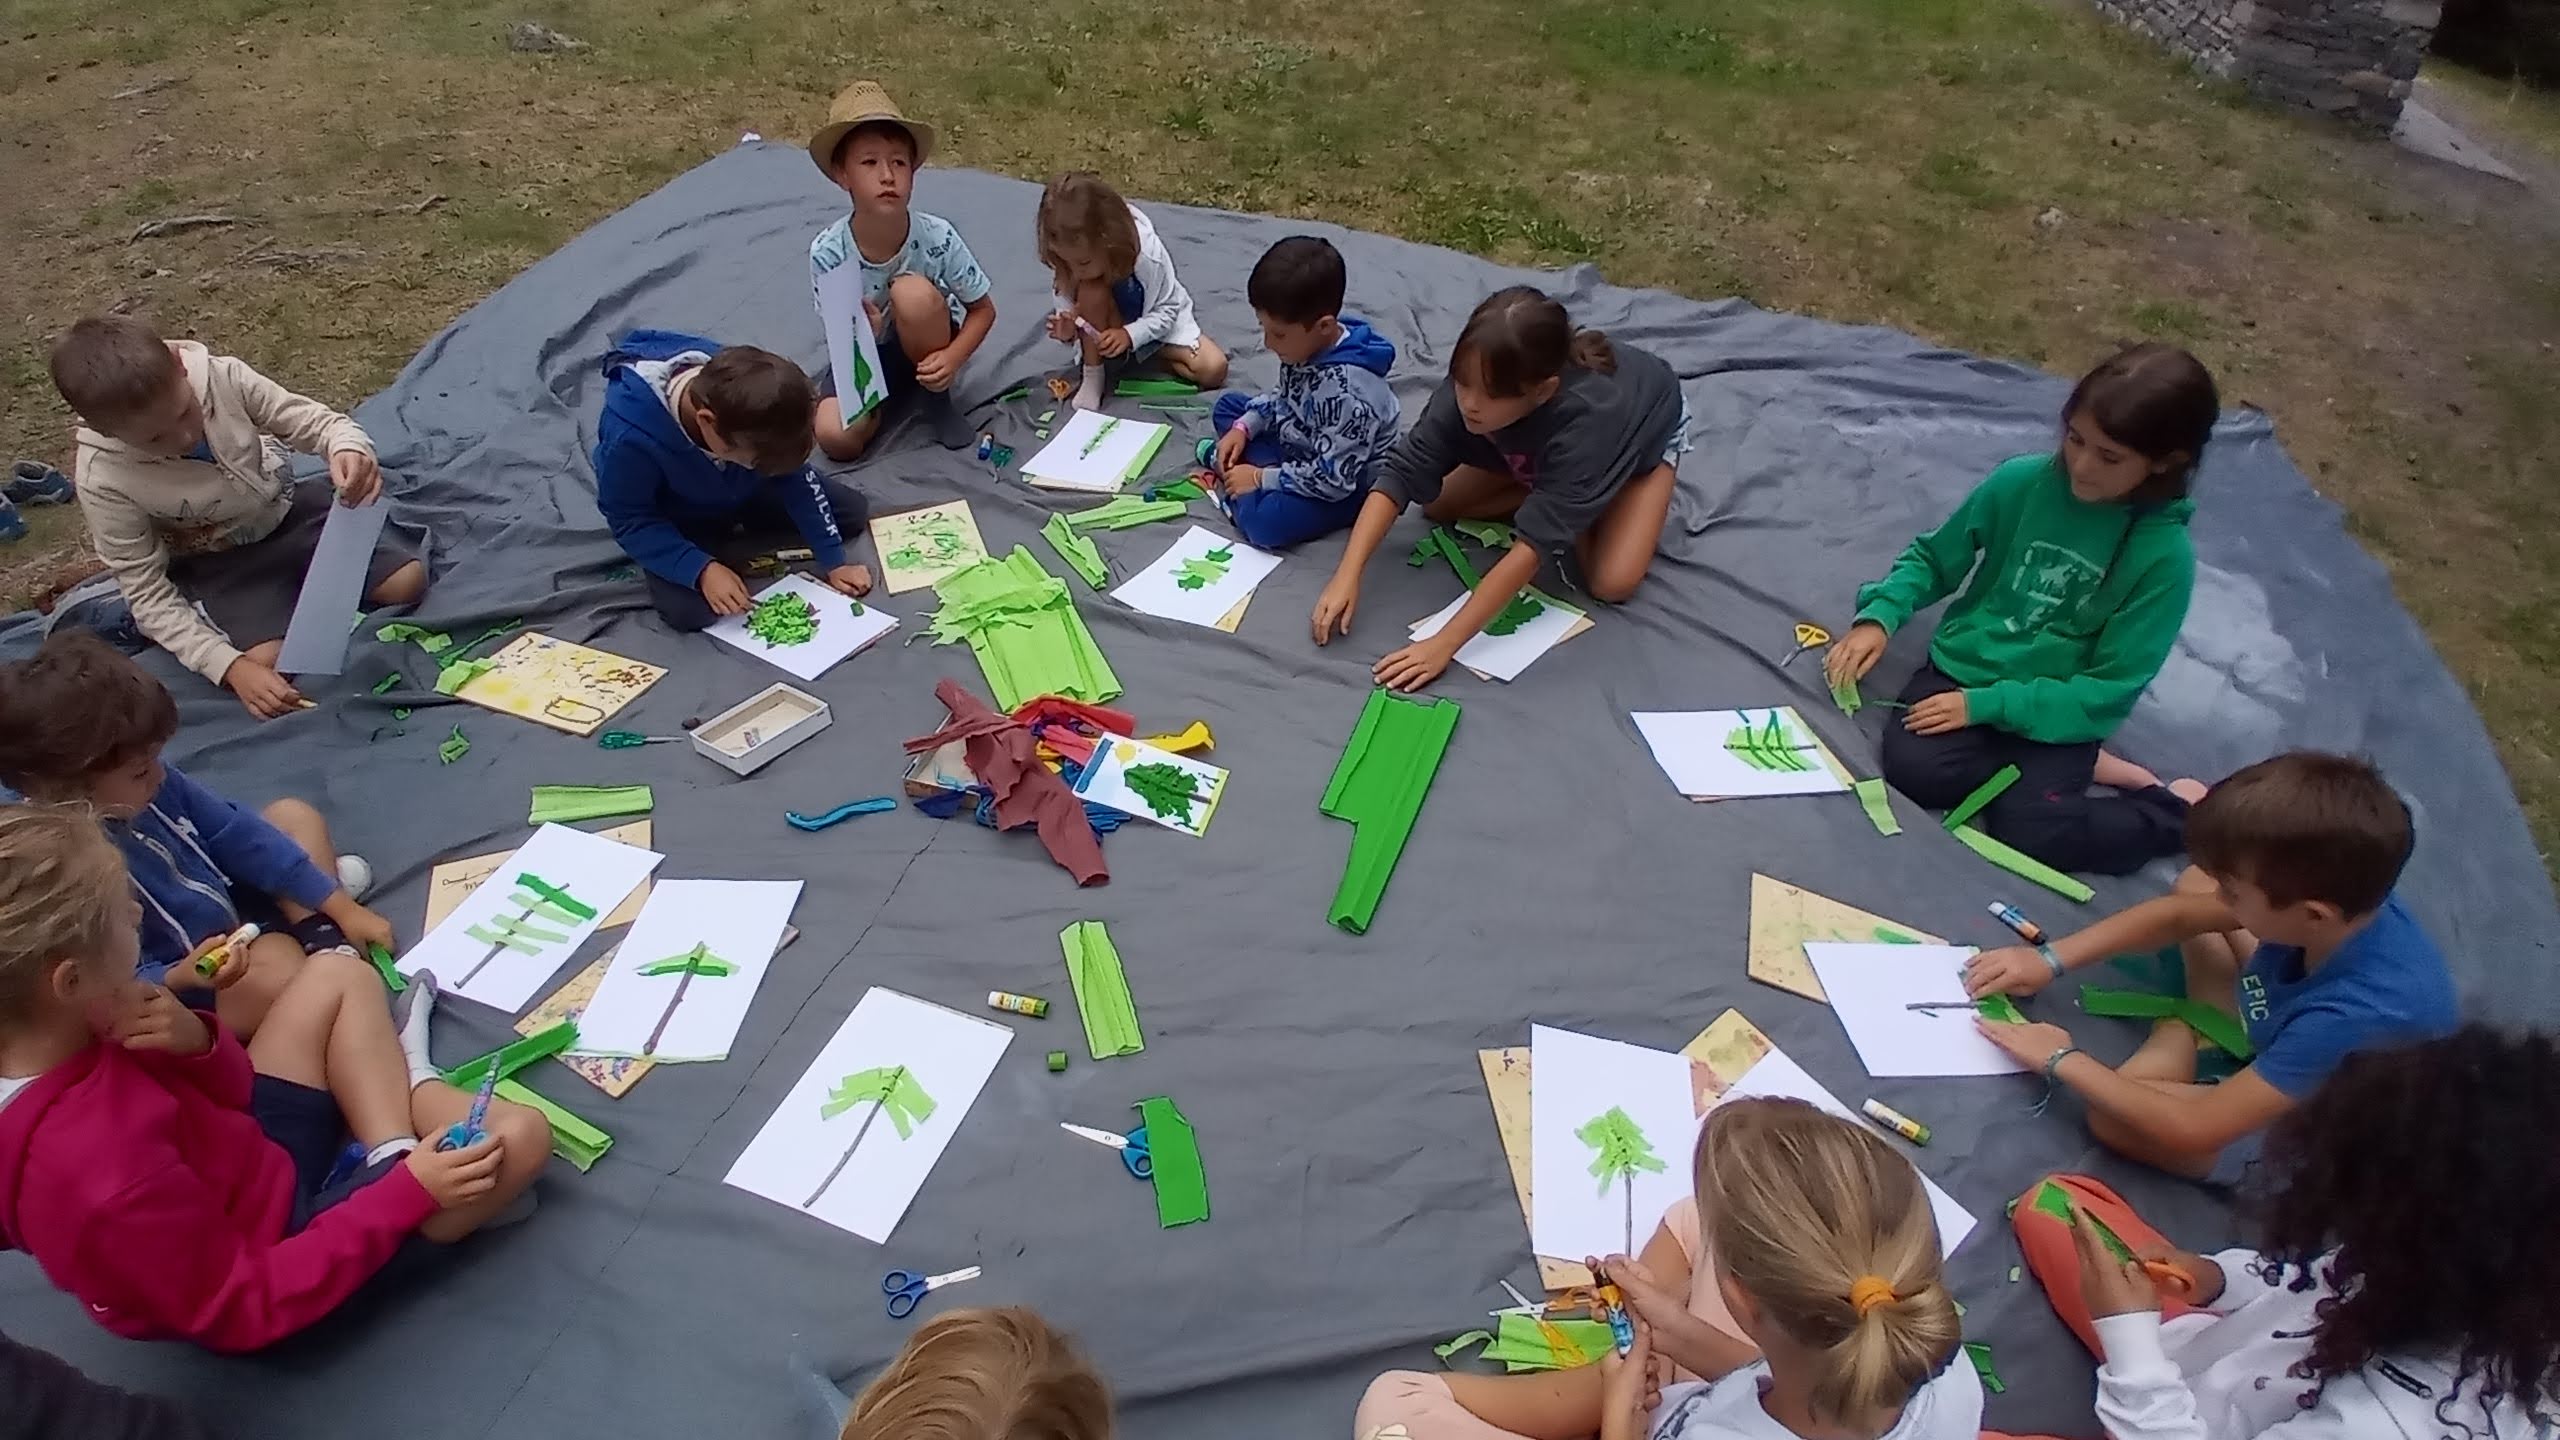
[2010,1026,2560,1439]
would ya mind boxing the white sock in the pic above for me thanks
[364,1136,419,1167]
[396,971,440,1087]
[1073,363,1105,411]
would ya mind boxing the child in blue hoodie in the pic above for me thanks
[1208,237,1400,551]
[0,631,390,1035]
[593,332,872,632]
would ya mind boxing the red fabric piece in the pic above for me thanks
[1008,695,1135,765]
[909,679,1109,886]
[0,1024,437,1353]
[2012,1172,2199,1359]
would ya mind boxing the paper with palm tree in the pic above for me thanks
[1112,525,1283,628]
[570,879,801,1062]
[1527,1024,1701,1262]
[1630,707,1850,799]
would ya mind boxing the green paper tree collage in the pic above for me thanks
[746,591,821,647]
[1577,1106,1668,1254]
[804,1064,938,1210]
[1723,710,1817,773]
[1175,544,1236,591]
[1485,591,1547,637]
[1121,759,1204,824]
[885,519,972,573]
[458,872,595,988]
[635,941,737,1056]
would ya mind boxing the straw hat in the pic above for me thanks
[808,81,936,175]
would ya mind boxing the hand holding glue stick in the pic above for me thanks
[176,924,261,989]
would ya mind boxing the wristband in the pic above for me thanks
[2037,943,2064,978]
[2042,1045,2083,1082]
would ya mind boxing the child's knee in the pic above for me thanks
[816,402,879,461]
[1354,1370,1449,1438]
[369,560,427,606]
[259,796,323,836]
[490,1103,552,1180]
[2173,864,2219,897]
[1177,341,1229,389]
[886,276,949,345]
[1586,565,1646,605]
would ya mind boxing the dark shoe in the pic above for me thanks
[920,389,977,451]
[0,496,24,543]
[7,462,72,505]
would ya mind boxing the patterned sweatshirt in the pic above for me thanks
[1230,315,1401,502]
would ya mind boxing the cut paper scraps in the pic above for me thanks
[1320,689,1460,935]
[452,631,665,737]
[1801,942,2027,1078]
[1720,1044,1979,1256]
[723,986,1010,1244]
[424,820,654,934]
[873,500,989,594]
[905,678,1109,886]
[2079,986,2256,1058]
[927,547,1122,709]
[1745,873,1944,1004]
[707,572,898,683]
[570,879,801,1062]
[1061,919,1143,1059]
[815,261,891,420]
[1631,708,1850,800]
[1073,734,1229,836]
[1020,409,1173,492]
[398,823,662,1012]
[1135,1095,1208,1228]
[1040,512,1107,589]
[1527,1024,1700,1263]
[1111,525,1282,630]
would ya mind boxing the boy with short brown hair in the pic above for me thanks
[48,315,427,720]
[1969,750,2458,1183]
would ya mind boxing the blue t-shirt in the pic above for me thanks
[2238,893,2458,1098]
[807,209,991,332]
[184,439,215,463]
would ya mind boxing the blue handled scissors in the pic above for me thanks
[1060,1121,1152,1179]
[881,1265,980,1319]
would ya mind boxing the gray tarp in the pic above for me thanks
[3,142,2552,1439]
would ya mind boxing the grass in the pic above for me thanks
[0,0,2554,870]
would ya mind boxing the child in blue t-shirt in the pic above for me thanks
[1963,750,2456,1183]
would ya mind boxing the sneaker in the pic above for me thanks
[0,496,23,543]
[6,461,73,505]
[337,853,375,900]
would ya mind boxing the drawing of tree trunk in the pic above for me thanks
[635,941,737,1055]
[803,1064,938,1210]
[458,873,595,988]
[1577,1106,1668,1254]
[1722,710,1817,773]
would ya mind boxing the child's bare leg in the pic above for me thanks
[366,560,427,608]
[258,798,341,924]
[245,949,414,1148]
[815,397,884,461]
[1420,466,1531,523]
[406,1083,549,1241]
[1070,279,1117,365]
[885,273,953,369]
[1575,462,1677,604]
[210,931,306,1035]
[1159,337,1228,388]
[2089,1076,2222,1179]
[1439,1364,1607,1440]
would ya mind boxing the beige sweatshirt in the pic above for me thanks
[71,341,374,683]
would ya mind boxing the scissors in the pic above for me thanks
[881,1265,981,1319]
[1060,1121,1153,1179]
[1778,622,1832,667]
[1490,1279,1552,1319]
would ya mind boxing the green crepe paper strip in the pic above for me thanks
[1424,527,1483,588]
[1964,1341,2005,1394]
[1943,763,2022,831]
[1114,376,1199,396]
[1319,690,1461,934]
[1452,519,1517,549]
[1041,512,1109,589]
[1854,777,1902,835]
[377,622,452,654]
[441,1022,578,1095]
[494,1077,612,1170]
[437,725,470,764]
[362,941,408,994]
[1144,476,1207,501]
[435,656,496,695]
[927,547,1122,709]
[1436,1329,1495,1360]
[636,942,736,978]
[1950,824,2095,903]
[1061,920,1143,1059]
[2081,986,2256,1058]
[1469,1314,1615,1372]
[2027,1179,2141,1263]
[1976,993,2028,1025]
[1063,495,1188,531]
[1830,674,1863,716]
[527,784,655,824]
[1135,1095,1208,1227]
[370,673,401,695]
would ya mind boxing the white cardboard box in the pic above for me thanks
[691,683,832,776]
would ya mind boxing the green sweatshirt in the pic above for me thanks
[1853,452,2194,745]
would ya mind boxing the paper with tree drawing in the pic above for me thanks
[1801,942,2023,1077]
[1527,1024,1701,1261]
[424,820,655,933]
[1020,409,1172,492]
[872,500,989,594]
[1720,1044,1980,1255]
[704,572,898,682]
[1631,708,1850,799]
[816,262,890,421]
[1408,587,1589,682]
[519,922,799,1098]
[398,824,662,1012]
[723,987,1011,1243]
[1111,525,1282,629]
[570,880,802,1062]
[1072,735,1229,836]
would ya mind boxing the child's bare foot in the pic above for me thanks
[2167,777,2209,804]
[2093,748,2163,791]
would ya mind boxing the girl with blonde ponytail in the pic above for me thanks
[1355,1098,1979,1440]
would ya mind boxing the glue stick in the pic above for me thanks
[193,923,262,979]
[987,991,1050,1019]
[1987,901,2047,947]
[1861,1098,1932,1146]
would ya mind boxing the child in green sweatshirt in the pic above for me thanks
[1826,344,2218,874]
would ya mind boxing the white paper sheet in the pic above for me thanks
[397,824,663,1013]
[568,880,802,1062]
[1072,735,1230,836]
[1020,409,1172,492]
[723,987,1012,1244]
[704,572,898,682]
[816,263,890,421]
[1630,708,1848,798]
[1409,588,1588,683]
[1110,525,1283,629]
[1722,1046,1980,1256]
[273,496,391,676]
[1802,942,2023,1078]
[1527,1024,1704,1262]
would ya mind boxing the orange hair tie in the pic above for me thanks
[1848,1275,1898,1318]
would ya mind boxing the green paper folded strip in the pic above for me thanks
[1830,675,1863,716]
[438,1022,611,1170]
[1964,1341,2005,1395]
[362,941,408,994]
[437,725,470,764]
[1135,1095,1208,1228]
[527,784,655,824]
[1060,920,1144,1059]
[1943,764,2021,831]
[1854,777,1902,835]
[436,656,496,695]
[1063,495,1189,531]
[1113,376,1199,397]
[1438,1314,1616,1372]
[1041,513,1109,589]
[1949,824,2095,902]
[1975,993,2028,1025]
[442,1020,578,1094]
[2080,986,2256,1059]
[498,1079,613,1170]
[1320,690,1461,934]
[927,547,1122,709]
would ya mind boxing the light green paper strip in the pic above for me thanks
[1479,1313,1613,1372]
[1436,1329,1494,1361]
[2080,986,2256,1058]
[377,622,453,653]
[1854,777,1902,835]
[1452,519,1517,549]
[1063,495,1188,531]
[1135,1095,1208,1227]
[1830,675,1863,716]
[928,547,1122,709]
[435,656,496,695]
[1943,763,2022,831]
[1061,920,1143,1059]
[494,1078,612,1170]
[1120,423,1172,481]
[1113,376,1199,397]
[527,784,655,824]
[1041,513,1109,589]
[1950,824,2095,903]
[1975,993,2028,1025]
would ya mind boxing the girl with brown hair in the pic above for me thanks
[1037,172,1228,411]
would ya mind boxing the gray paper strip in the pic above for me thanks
[273,495,390,676]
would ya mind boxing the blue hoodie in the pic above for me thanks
[592,329,847,586]
[114,763,337,980]
[1232,315,1401,504]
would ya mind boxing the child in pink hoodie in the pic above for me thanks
[0,806,546,1353]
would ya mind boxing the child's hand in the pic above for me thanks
[2132,1239,2226,1306]
[1901,690,1971,735]
[1597,1309,1658,1435]
[1824,620,1887,686]
[912,346,958,392]
[1964,945,2057,998]
[329,450,383,507]
[171,932,245,991]
[699,562,752,617]
[1978,1017,2074,1069]
[223,656,308,720]
[1213,426,1249,471]
[1591,1254,1690,1342]
[108,983,212,1056]
[825,563,874,598]
[2071,1202,2162,1319]
[1095,326,1133,359]
[406,1134,506,1211]
[1374,639,1455,693]
[862,298,886,337]
[1312,576,1360,646]
[1223,463,1263,497]
[330,900,397,956]
[1045,310,1080,343]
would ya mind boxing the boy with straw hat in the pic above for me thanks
[807,81,995,458]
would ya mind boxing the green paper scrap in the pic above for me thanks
[636,942,737,979]
[1061,920,1144,1059]
[1063,494,1189,532]
[1950,824,2095,902]
[391,707,413,721]
[1964,1341,2005,1395]
[1135,1095,1209,1227]
[1040,512,1109,589]
[2010,1265,2023,1283]
[2080,986,2255,1059]
[369,673,400,695]
[819,1065,937,1136]
[1452,519,1517,549]
[1943,763,2022,831]
[1114,376,1199,396]
[1145,476,1207,501]
[1037,408,1056,424]
[745,590,821,647]
[362,941,408,994]
[1319,690,1461,934]
[1122,761,1205,822]
[2027,1179,2140,1264]
[1173,544,1236,591]
[441,1020,578,1095]
[1476,1313,1615,1372]
[998,384,1031,403]
[527,784,655,824]
[437,724,470,764]
[1830,674,1863,716]
[377,622,452,654]
[1436,1329,1495,1360]
[1854,777,1902,835]
[926,547,1122,709]
[435,656,495,695]
[1035,428,1050,440]
[1577,1107,1668,1194]
[1484,591,1546,636]
[1976,993,2028,1025]
[493,1077,612,1170]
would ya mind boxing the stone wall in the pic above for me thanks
[2090,0,2444,131]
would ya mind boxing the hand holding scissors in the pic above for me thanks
[1060,1121,1153,1179]
[882,1265,981,1319]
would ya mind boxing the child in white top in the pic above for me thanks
[1036,172,1227,411]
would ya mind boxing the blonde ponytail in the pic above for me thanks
[1697,1099,1963,1435]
